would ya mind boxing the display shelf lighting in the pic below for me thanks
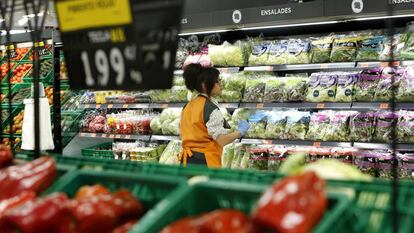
[240,20,340,31]
[353,13,414,21]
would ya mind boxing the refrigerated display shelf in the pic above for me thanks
[78,132,151,141]
[80,102,239,109]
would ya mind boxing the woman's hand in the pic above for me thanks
[237,120,251,137]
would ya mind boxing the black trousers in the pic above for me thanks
[186,151,207,166]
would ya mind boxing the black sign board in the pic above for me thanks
[55,0,184,91]
[325,0,414,16]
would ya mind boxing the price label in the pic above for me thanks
[380,61,400,67]
[34,41,50,58]
[313,142,321,147]
[256,103,264,109]
[316,103,325,109]
[84,104,90,108]
[101,134,107,138]
[125,135,131,139]
[320,64,329,69]
[266,66,274,71]
[360,63,369,68]
[380,103,389,109]
[162,104,169,109]
[107,104,113,108]
[91,133,97,137]
[115,135,121,139]
[262,140,273,145]
[109,134,115,138]
[5,44,17,59]
[221,104,230,108]
[95,104,101,108]
[123,104,129,108]
[56,0,184,91]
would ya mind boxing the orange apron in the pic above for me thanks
[179,96,223,168]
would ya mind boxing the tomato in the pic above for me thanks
[199,209,251,233]
[75,184,110,200]
[252,171,327,233]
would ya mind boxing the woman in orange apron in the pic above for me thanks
[179,64,251,168]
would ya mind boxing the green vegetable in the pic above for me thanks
[150,116,162,134]
[306,111,333,141]
[380,34,405,61]
[265,111,286,139]
[278,152,307,175]
[266,40,288,65]
[310,36,333,63]
[284,77,307,102]
[221,144,235,168]
[354,68,381,102]
[159,140,182,165]
[374,67,402,102]
[246,111,267,139]
[243,76,266,102]
[209,41,247,67]
[324,111,355,142]
[264,78,285,103]
[285,111,311,140]
[400,32,414,60]
[396,110,414,143]
[354,151,378,177]
[304,159,372,181]
[396,66,414,102]
[306,73,323,102]
[350,112,375,142]
[216,90,242,102]
[335,72,358,102]
[248,146,269,170]
[268,147,287,171]
[287,39,311,64]
[248,41,270,66]
[330,36,359,62]
[221,73,247,91]
[356,35,384,61]
[231,143,248,169]
[319,73,338,102]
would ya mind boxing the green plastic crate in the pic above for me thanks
[1,83,31,107]
[132,180,351,233]
[44,170,187,220]
[1,63,33,85]
[81,142,113,159]
[327,180,414,233]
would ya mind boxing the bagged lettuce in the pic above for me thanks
[379,34,405,61]
[217,90,242,102]
[324,111,356,142]
[268,146,288,171]
[374,67,403,102]
[248,145,270,170]
[285,111,311,140]
[356,35,385,61]
[264,77,285,102]
[265,111,287,139]
[306,111,333,141]
[400,31,414,60]
[284,77,307,102]
[231,143,249,169]
[354,68,381,102]
[243,75,266,102]
[248,41,270,66]
[397,66,414,102]
[305,73,323,102]
[310,36,333,63]
[330,35,359,62]
[176,38,189,68]
[209,41,247,67]
[335,72,358,102]
[222,143,235,168]
[221,72,247,91]
[246,110,268,139]
[287,39,311,64]
[231,108,252,131]
[373,111,397,143]
[150,116,162,134]
[350,112,375,142]
[318,73,338,102]
[159,140,181,165]
[396,111,414,143]
[266,40,288,65]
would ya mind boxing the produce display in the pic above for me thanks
[149,77,187,103]
[26,59,53,78]
[158,140,181,165]
[354,68,382,102]
[149,108,181,136]
[287,38,311,64]
[265,111,286,139]
[246,111,267,139]
[306,111,333,141]
[8,63,31,84]
[209,41,247,67]
[373,111,396,143]
[4,110,24,134]
[1,87,30,104]
[397,66,414,102]
[266,40,288,65]
[0,63,14,79]
[335,72,358,102]
[242,73,267,102]
[2,138,21,151]
[310,36,333,63]
[4,47,30,61]
[248,40,270,66]
[161,171,327,233]
[330,35,359,62]
[105,111,153,135]
[284,111,311,140]
[397,110,414,143]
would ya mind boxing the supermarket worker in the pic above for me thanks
[179,63,251,168]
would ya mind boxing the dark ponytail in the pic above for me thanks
[183,64,220,97]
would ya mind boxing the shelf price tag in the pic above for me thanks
[84,104,90,108]
[55,0,184,91]
[101,134,107,138]
[380,103,389,109]
[316,103,325,109]
[125,135,131,139]
[109,134,115,138]
[115,135,121,139]
[95,104,101,108]
[380,61,400,67]
[122,104,129,108]
[162,104,169,109]
[107,104,113,109]
[91,133,97,137]
[320,64,329,69]
[256,103,264,109]
[313,142,321,147]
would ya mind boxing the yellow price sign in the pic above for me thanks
[56,0,133,32]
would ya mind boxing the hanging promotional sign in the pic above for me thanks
[55,0,184,90]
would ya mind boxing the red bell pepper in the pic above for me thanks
[0,145,13,169]
[252,171,327,233]
[159,217,203,233]
[0,156,56,201]
[0,193,74,233]
[0,191,36,216]
[70,189,144,233]
[75,184,110,200]
[199,209,251,233]
[111,220,139,233]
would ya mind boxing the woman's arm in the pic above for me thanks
[216,131,241,147]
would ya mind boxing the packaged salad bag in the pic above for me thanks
[397,66,414,102]
[306,111,334,141]
[265,111,287,139]
[310,36,334,63]
[324,111,356,142]
[335,72,358,102]
[248,40,271,66]
[350,112,375,142]
[284,77,307,102]
[396,110,414,143]
[305,73,322,102]
[264,77,285,103]
[354,68,382,102]
[287,38,311,64]
[379,34,405,61]
[373,111,397,143]
[356,35,385,61]
[246,110,268,139]
[285,111,311,140]
[374,67,403,102]
[330,35,359,62]
[266,40,289,65]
